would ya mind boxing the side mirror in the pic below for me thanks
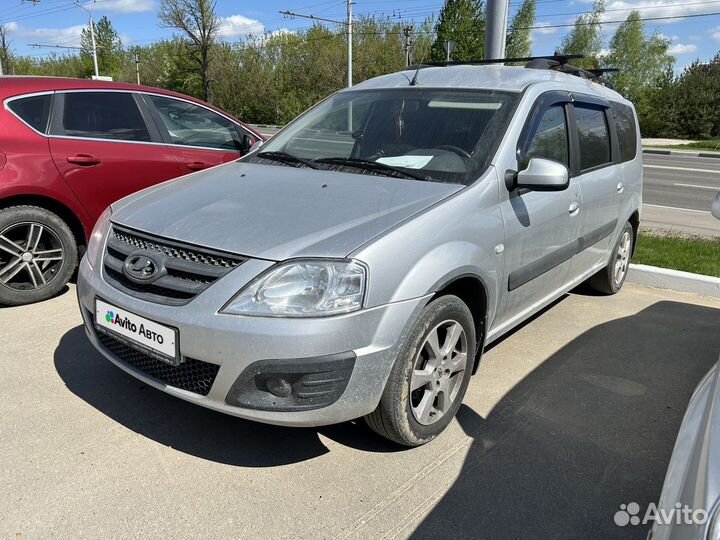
[249,139,265,153]
[713,192,720,220]
[514,158,569,191]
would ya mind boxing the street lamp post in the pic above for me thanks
[74,1,99,78]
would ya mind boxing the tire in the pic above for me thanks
[587,221,634,295]
[365,295,477,447]
[0,205,78,306]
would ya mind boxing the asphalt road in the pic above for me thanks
[643,153,720,212]
[2,283,720,539]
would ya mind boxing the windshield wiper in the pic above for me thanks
[256,151,318,169]
[314,157,431,181]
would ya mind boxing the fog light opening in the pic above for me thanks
[265,377,293,398]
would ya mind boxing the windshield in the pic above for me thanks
[246,88,519,185]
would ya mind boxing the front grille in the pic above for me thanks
[95,329,220,396]
[103,226,246,306]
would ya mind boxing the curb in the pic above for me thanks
[627,264,720,298]
[643,148,720,158]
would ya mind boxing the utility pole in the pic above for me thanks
[484,0,509,60]
[74,1,99,78]
[402,26,412,67]
[346,0,353,87]
[134,50,140,84]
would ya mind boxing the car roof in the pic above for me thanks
[0,75,262,135]
[351,65,631,105]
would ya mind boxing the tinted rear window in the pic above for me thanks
[60,92,150,142]
[8,94,52,133]
[574,104,611,171]
[610,102,638,162]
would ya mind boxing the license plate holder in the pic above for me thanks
[94,297,180,366]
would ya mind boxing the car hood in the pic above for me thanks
[111,162,462,261]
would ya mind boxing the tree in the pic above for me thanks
[506,0,536,58]
[159,0,219,102]
[603,11,673,127]
[0,25,13,75]
[672,55,720,139]
[430,0,485,62]
[559,0,605,68]
[81,16,124,78]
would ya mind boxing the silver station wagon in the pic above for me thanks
[77,57,642,446]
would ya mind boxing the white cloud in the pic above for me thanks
[712,27,720,43]
[667,43,698,54]
[87,0,154,13]
[216,15,265,39]
[5,22,86,48]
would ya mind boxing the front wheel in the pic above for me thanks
[365,295,476,447]
[0,205,78,306]
[587,221,634,295]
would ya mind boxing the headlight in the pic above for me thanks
[222,259,367,317]
[85,206,112,268]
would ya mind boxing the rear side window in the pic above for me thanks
[610,103,637,162]
[8,94,52,133]
[523,105,569,168]
[574,104,611,171]
[59,92,151,142]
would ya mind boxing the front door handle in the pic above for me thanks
[617,182,624,193]
[569,201,580,215]
[67,154,101,166]
[186,161,210,171]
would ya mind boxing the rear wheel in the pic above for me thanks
[365,295,476,446]
[0,205,78,306]
[587,221,634,295]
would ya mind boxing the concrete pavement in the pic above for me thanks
[1,283,719,539]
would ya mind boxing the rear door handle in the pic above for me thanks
[186,161,210,171]
[67,154,101,166]
[617,182,624,193]
[569,201,580,215]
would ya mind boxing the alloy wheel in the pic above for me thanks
[613,230,632,286]
[410,319,468,425]
[0,222,65,291]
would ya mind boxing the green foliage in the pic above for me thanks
[602,11,674,133]
[431,0,485,62]
[159,0,219,102]
[81,16,125,78]
[506,0,536,59]
[603,11,673,99]
[7,8,720,141]
[559,0,604,68]
[672,55,720,139]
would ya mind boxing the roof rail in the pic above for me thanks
[405,54,617,88]
[407,54,583,70]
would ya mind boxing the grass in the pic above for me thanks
[649,140,720,152]
[633,233,720,277]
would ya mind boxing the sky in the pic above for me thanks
[2,0,719,71]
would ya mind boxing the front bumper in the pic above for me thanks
[77,255,427,427]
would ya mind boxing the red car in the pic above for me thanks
[0,76,263,306]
